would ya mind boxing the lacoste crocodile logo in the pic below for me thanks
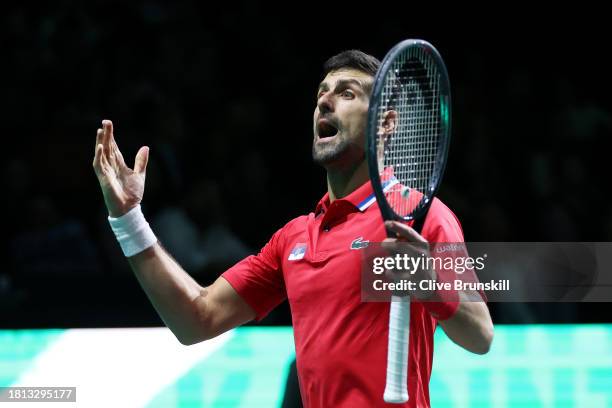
[350,237,369,250]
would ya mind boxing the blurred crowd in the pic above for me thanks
[2,3,611,327]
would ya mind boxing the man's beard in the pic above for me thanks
[312,136,364,168]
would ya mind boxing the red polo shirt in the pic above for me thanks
[222,177,464,408]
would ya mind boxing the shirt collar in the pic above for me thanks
[315,168,398,215]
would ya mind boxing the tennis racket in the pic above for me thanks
[366,39,451,403]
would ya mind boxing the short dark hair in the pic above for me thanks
[323,50,381,78]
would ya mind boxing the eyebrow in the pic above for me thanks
[318,78,365,92]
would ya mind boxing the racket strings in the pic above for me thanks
[377,46,442,219]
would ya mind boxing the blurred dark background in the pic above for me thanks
[2,3,610,328]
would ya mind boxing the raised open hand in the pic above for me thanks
[92,119,149,217]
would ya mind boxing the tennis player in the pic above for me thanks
[93,50,493,407]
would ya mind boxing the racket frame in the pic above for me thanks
[366,39,452,225]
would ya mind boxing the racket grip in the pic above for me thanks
[384,295,410,403]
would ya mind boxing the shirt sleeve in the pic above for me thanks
[423,198,488,303]
[221,227,287,321]
[421,198,464,243]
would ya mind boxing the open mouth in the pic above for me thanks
[317,120,339,139]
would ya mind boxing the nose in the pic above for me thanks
[317,92,334,115]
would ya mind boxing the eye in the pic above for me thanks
[341,90,355,98]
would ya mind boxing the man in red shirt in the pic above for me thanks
[93,50,493,407]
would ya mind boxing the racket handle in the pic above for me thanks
[384,295,410,403]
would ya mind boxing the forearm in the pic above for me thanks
[127,242,210,344]
[438,298,493,354]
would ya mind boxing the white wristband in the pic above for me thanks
[108,205,157,257]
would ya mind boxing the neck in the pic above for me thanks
[326,160,369,202]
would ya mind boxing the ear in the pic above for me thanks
[381,110,397,135]
[376,110,398,168]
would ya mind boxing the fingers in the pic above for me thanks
[95,119,146,176]
[102,119,113,145]
[93,143,103,170]
[133,146,149,175]
[100,119,114,158]
[93,141,111,178]
[93,122,115,173]
[111,138,127,169]
[99,119,127,170]
[384,221,428,244]
[94,120,112,162]
[95,128,104,153]
[99,142,111,171]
